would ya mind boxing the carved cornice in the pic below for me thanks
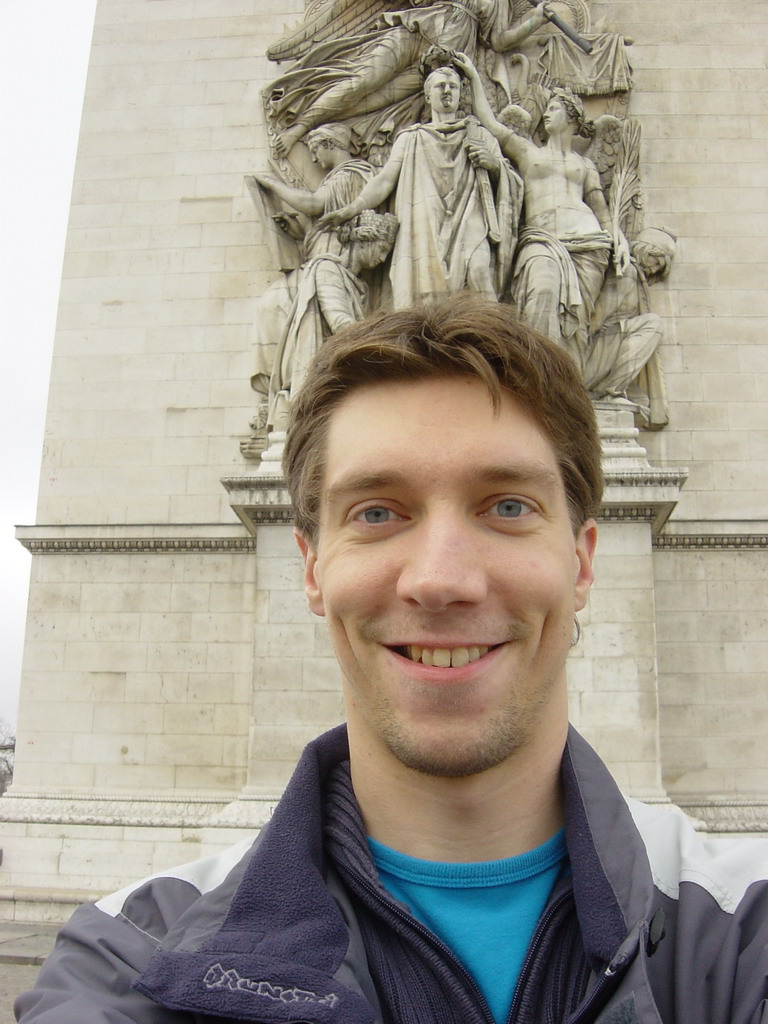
[222,470,694,535]
[603,469,690,489]
[674,799,768,834]
[18,536,259,554]
[600,505,664,523]
[221,476,293,534]
[654,534,768,551]
[5,791,765,835]
[0,791,277,830]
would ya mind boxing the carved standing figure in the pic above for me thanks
[265,0,549,156]
[249,124,391,434]
[457,51,630,370]
[320,60,522,307]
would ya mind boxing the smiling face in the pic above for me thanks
[297,377,596,781]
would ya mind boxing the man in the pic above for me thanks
[16,296,768,1024]
[321,59,521,308]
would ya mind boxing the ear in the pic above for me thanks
[573,519,597,612]
[294,528,326,617]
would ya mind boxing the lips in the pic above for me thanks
[397,644,493,668]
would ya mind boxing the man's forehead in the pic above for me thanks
[320,378,564,496]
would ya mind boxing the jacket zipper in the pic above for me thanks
[353,870,591,1024]
[564,921,643,1024]
[352,872,497,1024]
[506,888,574,1024]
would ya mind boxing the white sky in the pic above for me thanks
[0,2,98,726]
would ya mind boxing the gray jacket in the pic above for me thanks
[15,726,768,1023]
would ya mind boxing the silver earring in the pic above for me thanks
[570,617,582,648]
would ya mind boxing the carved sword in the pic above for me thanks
[527,1,593,55]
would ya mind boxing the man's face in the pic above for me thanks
[297,377,596,779]
[425,69,462,115]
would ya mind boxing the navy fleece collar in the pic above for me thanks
[134,726,375,1023]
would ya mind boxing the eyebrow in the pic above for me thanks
[325,463,562,505]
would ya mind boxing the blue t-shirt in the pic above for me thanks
[368,830,568,1024]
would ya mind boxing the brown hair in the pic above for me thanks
[283,295,603,542]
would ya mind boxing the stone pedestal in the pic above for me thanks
[568,405,687,800]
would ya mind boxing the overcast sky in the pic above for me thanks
[0,2,98,726]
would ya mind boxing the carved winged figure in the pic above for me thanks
[457,50,673,419]
[263,0,551,159]
[457,53,629,358]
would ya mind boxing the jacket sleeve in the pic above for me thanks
[14,836,257,1022]
[14,901,192,1023]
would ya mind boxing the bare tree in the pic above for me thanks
[0,719,15,796]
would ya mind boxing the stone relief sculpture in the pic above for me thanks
[458,54,629,362]
[588,227,677,427]
[319,55,523,307]
[263,0,550,160]
[243,0,675,464]
[244,123,397,462]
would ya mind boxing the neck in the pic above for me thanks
[327,151,352,170]
[546,131,574,155]
[349,717,568,862]
[430,109,461,127]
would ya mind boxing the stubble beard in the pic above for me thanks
[354,617,559,779]
[372,686,550,778]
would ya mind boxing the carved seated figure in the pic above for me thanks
[586,227,677,428]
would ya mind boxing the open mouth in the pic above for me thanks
[392,644,497,668]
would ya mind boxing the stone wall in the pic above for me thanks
[1,0,767,916]
[654,544,768,832]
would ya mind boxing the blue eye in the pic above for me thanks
[493,499,527,518]
[359,507,393,524]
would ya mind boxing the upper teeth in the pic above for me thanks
[406,645,490,668]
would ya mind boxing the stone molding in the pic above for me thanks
[15,523,259,554]
[18,511,766,553]
[6,790,763,835]
[654,534,768,551]
[675,800,768,834]
[221,476,293,534]
[18,537,260,554]
[223,470,695,535]
[0,791,276,830]
[603,470,690,489]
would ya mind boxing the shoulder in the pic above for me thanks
[582,155,602,185]
[15,837,259,1022]
[628,797,768,914]
[96,835,257,929]
[330,159,374,180]
[394,125,422,140]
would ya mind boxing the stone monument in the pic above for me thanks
[2,0,767,923]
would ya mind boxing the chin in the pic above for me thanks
[383,720,535,779]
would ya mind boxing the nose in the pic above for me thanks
[395,513,489,611]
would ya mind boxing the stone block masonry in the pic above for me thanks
[1,0,767,917]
